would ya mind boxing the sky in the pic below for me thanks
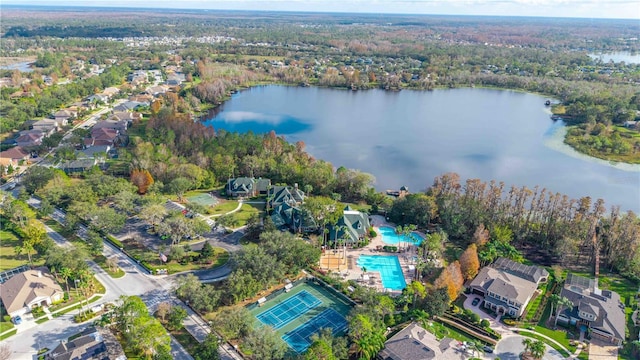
[3,0,640,20]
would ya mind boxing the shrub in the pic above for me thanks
[502,318,516,326]
[369,228,377,238]
[480,319,491,328]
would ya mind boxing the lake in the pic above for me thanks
[0,61,34,72]
[203,86,640,212]
[588,52,640,64]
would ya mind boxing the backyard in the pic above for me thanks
[0,229,45,270]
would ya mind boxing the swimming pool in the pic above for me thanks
[378,226,424,245]
[357,255,407,291]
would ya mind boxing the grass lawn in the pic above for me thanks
[35,317,49,324]
[233,203,262,223]
[52,295,102,317]
[0,329,17,340]
[0,229,45,270]
[518,329,573,358]
[120,237,229,274]
[0,316,14,332]
[170,326,200,356]
[93,255,125,278]
[422,319,490,345]
[210,200,241,215]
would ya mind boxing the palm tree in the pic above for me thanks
[530,340,546,360]
[15,239,35,265]
[59,267,72,294]
[554,296,574,327]
[548,294,561,321]
[468,341,484,358]
[522,338,534,357]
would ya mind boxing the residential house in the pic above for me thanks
[45,326,126,360]
[52,109,76,124]
[0,146,30,169]
[0,268,64,317]
[113,101,145,112]
[102,87,120,99]
[32,119,61,134]
[226,177,271,198]
[77,145,111,160]
[108,112,141,123]
[270,202,317,233]
[468,258,549,317]
[129,94,154,103]
[327,205,371,245]
[556,273,626,345]
[85,128,119,147]
[86,94,109,104]
[60,158,98,175]
[94,119,129,133]
[267,184,305,208]
[377,322,459,360]
[145,85,169,96]
[15,130,44,148]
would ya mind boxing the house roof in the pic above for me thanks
[469,266,538,305]
[47,327,126,360]
[492,257,549,283]
[269,185,305,207]
[228,177,255,194]
[54,109,74,118]
[91,128,118,140]
[0,146,30,160]
[560,273,626,341]
[378,322,458,360]
[94,119,128,130]
[113,101,144,112]
[328,208,370,244]
[0,268,63,313]
[16,132,42,143]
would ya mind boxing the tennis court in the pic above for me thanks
[248,280,353,355]
[256,290,321,329]
[282,308,348,353]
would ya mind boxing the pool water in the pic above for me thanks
[378,226,424,245]
[357,255,407,290]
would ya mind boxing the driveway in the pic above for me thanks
[496,334,565,360]
[588,339,618,359]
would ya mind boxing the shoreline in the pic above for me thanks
[543,121,640,173]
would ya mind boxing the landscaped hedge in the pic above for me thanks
[382,245,398,252]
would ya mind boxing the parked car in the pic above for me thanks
[483,345,494,353]
[472,297,481,306]
[11,315,22,325]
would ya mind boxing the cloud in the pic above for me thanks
[219,111,285,124]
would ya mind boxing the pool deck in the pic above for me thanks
[318,215,423,294]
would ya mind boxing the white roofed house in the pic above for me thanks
[52,109,77,125]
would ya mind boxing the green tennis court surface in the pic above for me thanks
[249,281,352,354]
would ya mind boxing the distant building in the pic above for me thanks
[0,146,30,169]
[377,322,459,360]
[267,184,305,208]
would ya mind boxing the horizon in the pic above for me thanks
[2,1,640,20]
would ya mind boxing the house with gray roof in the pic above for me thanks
[469,258,548,317]
[267,184,305,208]
[45,326,126,360]
[327,206,371,246]
[226,177,271,198]
[556,273,626,345]
[270,202,317,233]
[377,322,459,360]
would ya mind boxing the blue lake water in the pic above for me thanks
[203,86,640,212]
[588,52,640,64]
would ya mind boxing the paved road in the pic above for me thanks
[495,334,564,360]
[4,198,193,360]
